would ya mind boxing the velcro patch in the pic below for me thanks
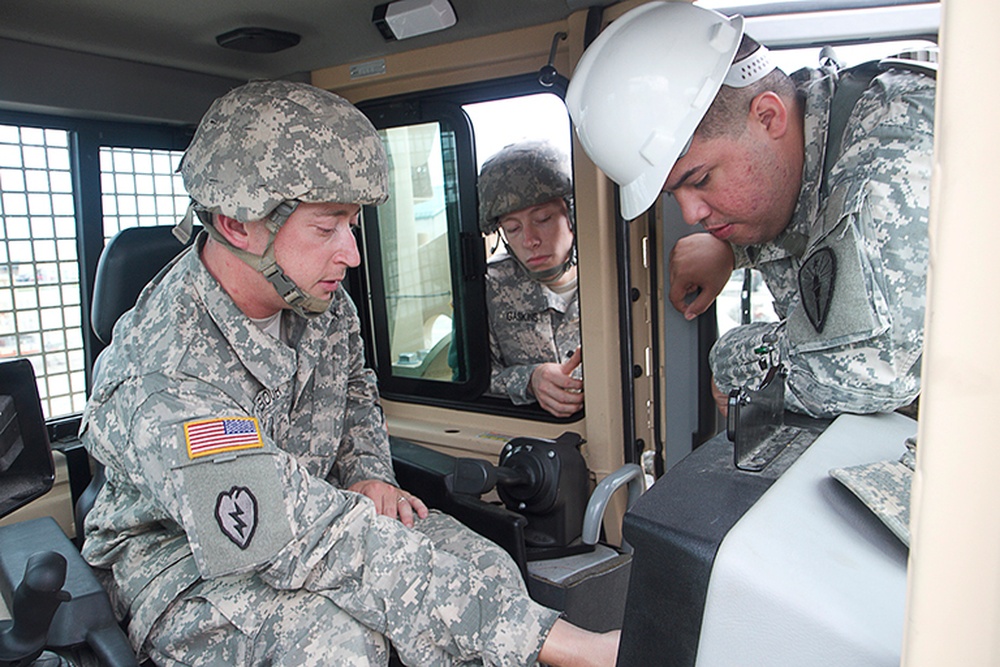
[184,416,263,459]
[179,452,293,578]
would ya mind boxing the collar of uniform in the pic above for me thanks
[188,237,299,390]
[794,66,837,245]
[288,288,355,409]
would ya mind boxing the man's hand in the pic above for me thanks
[529,347,584,418]
[668,234,736,320]
[348,479,428,528]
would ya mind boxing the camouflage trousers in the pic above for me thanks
[143,512,558,666]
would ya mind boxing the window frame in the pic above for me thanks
[354,73,581,421]
[0,108,192,435]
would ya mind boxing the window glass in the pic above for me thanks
[0,125,85,418]
[375,122,458,382]
[769,40,937,73]
[100,147,188,240]
[358,81,577,415]
[0,125,189,420]
[717,269,778,335]
[464,94,571,170]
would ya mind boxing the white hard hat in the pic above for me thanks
[566,2,744,220]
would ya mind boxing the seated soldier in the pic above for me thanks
[79,81,619,666]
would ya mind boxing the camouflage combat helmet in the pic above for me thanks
[478,140,572,235]
[478,140,576,284]
[173,80,388,317]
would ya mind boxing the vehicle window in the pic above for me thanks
[374,121,460,383]
[357,79,577,418]
[465,94,571,167]
[0,116,189,420]
[0,125,83,418]
[100,147,188,239]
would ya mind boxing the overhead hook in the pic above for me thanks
[538,31,568,87]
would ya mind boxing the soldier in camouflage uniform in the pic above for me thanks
[80,81,619,666]
[567,2,934,418]
[703,54,934,418]
[478,141,583,418]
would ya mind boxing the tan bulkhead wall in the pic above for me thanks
[905,0,1000,663]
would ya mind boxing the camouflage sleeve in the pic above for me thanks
[80,376,366,580]
[488,325,538,404]
[709,321,777,398]
[330,301,395,488]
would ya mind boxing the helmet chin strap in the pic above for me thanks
[204,201,333,318]
[504,238,578,285]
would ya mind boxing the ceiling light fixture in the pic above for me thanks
[372,0,457,41]
[215,27,302,54]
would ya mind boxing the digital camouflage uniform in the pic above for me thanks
[711,65,935,418]
[485,253,581,404]
[477,141,581,406]
[80,80,560,667]
[80,240,559,666]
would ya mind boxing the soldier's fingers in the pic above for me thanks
[548,402,579,418]
[561,347,583,373]
[667,281,693,313]
[541,389,583,418]
[562,376,584,392]
[684,289,716,320]
[397,497,414,527]
[408,494,429,519]
[381,492,398,519]
[711,379,729,417]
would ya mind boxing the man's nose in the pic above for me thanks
[674,192,711,227]
[339,232,362,268]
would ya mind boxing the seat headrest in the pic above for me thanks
[91,226,199,345]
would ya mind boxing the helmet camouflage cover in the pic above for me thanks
[180,80,388,223]
[477,140,572,235]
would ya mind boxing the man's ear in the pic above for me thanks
[750,91,789,139]
[213,214,253,249]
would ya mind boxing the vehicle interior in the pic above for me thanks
[2,0,998,665]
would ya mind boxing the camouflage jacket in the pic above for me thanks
[715,65,935,417]
[80,237,552,662]
[485,254,581,404]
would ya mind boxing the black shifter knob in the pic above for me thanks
[450,458,529,495]
[0,551,71,665]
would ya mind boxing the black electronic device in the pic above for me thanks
[726,333,816,471]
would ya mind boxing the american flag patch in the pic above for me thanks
[184,417,263,459]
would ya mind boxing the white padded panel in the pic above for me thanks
[697,413,916,667]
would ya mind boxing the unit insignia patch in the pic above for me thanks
[798,247,837,333]
[215,486,258,550]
